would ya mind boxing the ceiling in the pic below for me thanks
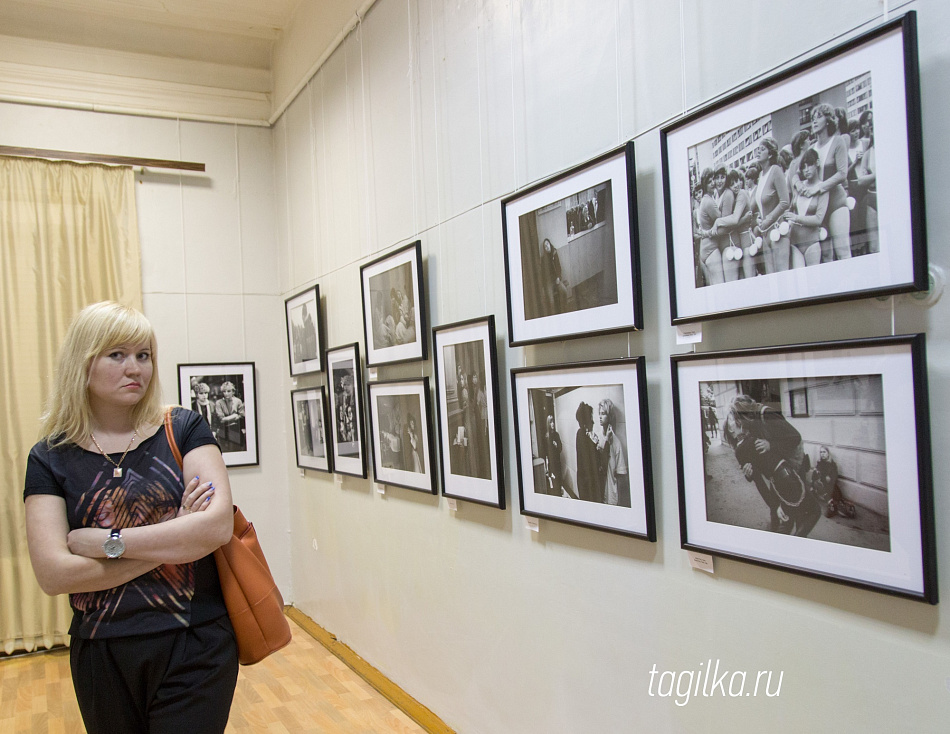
[0,0,374,125]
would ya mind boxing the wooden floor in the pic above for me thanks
[0,619,426,733]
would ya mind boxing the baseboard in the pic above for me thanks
[284,606,455,734]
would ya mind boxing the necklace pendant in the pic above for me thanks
[113,467,123,478]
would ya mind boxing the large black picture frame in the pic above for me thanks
[671,334,936,603]
[661,12,926,324]
[432,315,506,509]
[501,141,643,346]
[510,357,655,539]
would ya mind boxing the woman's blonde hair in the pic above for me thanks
[41,301,164,446]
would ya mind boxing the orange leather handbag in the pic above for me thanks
[164,407,292,665]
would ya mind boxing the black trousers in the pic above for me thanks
[70,617,239,734]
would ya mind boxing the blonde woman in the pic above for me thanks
[24,301,237,733]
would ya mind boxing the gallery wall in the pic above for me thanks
[3,0,950,731]
[273,0,950,732]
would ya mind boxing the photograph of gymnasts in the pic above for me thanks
[686,72,877,287]
[663,15,925,324]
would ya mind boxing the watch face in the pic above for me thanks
[103,532,125,559]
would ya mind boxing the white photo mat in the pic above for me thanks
[285,285,323,376]
[176,362,258,468]
[291,387,330,472]
[665,22,920,322]
[433,318,504,507]
[512,359,653,538]
[326,344,367,478]
[504,146,638,344]
[368,378,435,493]
[360,242,426,366]
[674,340,929,597]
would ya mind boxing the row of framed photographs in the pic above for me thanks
[284,323,936,604]
[284,15,926,364]
[506,12,926,333]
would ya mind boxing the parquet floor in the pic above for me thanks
[0,619,426,733]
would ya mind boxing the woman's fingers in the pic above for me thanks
[181,477,215,512]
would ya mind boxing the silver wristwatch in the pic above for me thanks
[103,529,126,559]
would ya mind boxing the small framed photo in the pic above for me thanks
[501,141,642,346]
[432,316,505,508]
[285,285,324,375]
[291,387,331,473]
[360,240,427,366]
[367,377,436,494]
[661,12,926,323]
[325,343,367,478]
[510,358,655,539]
[671,334,936,603]
[178,362,259,467]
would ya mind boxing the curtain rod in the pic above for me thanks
[0,145,205,172]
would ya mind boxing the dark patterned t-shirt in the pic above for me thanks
[24,408,228,639]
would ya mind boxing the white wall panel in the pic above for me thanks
[476,0,518,202]
[681,0,884,110]
[619,0,685,138]
[179,121,243,295]
[514,0,622,186]
[137,170,186,294]
[184,294,246,361]
[241,294,293,596]
[0,101,181,159]
[427,0,484,223]
[362,0,417,251]
[343,31,378,264]
[272,116,294,295]
[283,90,319,285]
[238,126,280,295]
[433,207,491,324]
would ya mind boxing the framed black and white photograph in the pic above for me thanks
[661,12,926,323]
[291,387,331,473]
[671,334,936,603]
[502,142,642,346]
[325,343,367,478]
[367,377,436,494]
[432,316,505,508]
[510,358,655,539]
[177,362,259,467]
[285,284,324,375]
[360,240,427,366]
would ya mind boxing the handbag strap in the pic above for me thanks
[164,406,183,470]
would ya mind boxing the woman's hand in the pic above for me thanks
[754,438,771,454]
[178,476,215,518]
[742,463,754,481]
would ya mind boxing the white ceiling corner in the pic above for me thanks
[0,0,375,126]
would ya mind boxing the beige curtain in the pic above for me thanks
[0,156,142,653]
